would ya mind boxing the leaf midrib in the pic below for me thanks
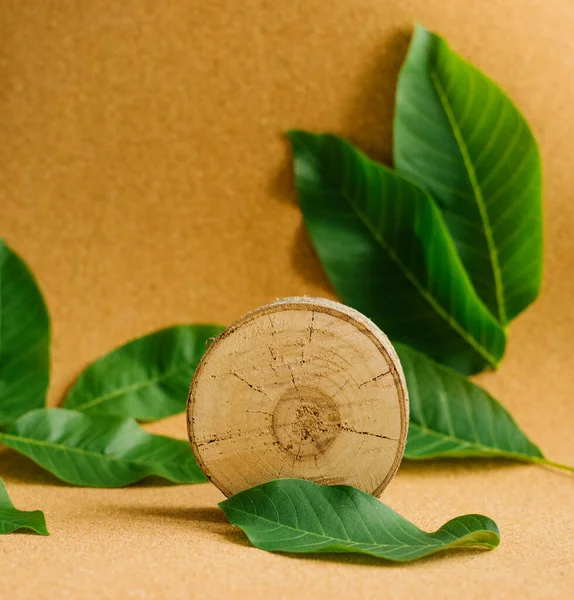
[429,69,506,324]
[335,182,499,368]
[0,431,171,468]
[224,505,444,551]
[407,423,539,461]
[70,362,193,412]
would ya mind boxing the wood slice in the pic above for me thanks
[187,297,409,498]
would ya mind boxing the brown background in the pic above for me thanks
[0,1,573,598]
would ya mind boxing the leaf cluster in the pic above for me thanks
[0,25,570,565]
[287,25,567,472]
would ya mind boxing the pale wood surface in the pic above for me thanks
[188,297,408,497]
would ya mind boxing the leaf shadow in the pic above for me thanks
[339,27,411,166]
[0,447,206,489]
[290,222,335,292]
[57,367,84,406]
[135,476,197,488]
[129,505,226,524]
[10,527,49,537]
[102,503,498,565]
[399,456,535,476]
[266,140,333,291]
[164,506,496,566]
[114,504,254,547]
[0,448,66,487]
[267,27,411,291]
[280,544,494,568]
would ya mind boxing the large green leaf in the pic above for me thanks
[0,239,50,425]
[394,25,542,324]
[220,478,500,562]
[0,476,48,535]
[0,409,207,487]
[288,130,506,375]
[399,344,573,471]
[396,343,537,459]
[63,324,224,421]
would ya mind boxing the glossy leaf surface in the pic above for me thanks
[0,409,207,487]
[220,478,500,562]
[289,130,506,375]
[394,25,542,324]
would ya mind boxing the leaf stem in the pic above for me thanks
[530,456,574,473]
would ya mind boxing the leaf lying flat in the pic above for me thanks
[288,130,506,375]
[220,478,500,562]
[396,343,545,462]
[0,239,50,425]
[0,476,48,535]
[0,409,207,487]
[394,25,542,325]
[63,324,224,421]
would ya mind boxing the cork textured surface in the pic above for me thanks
[0,1,573,598]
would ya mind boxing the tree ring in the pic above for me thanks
[187,297,409,498]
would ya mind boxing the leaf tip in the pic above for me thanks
[286,129,318,151]
[412,22,429,36]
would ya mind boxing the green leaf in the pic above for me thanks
[394,25,543,324]
[0,476,48,535]
[220,478,500,562]
[0,408,207,487]
[398,344,574,471]
[396,343,542,461]
[0,239,50,425]
[288,130,506,375]
[63,324,224,421]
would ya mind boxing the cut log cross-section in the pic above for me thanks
[187,297,409,498]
